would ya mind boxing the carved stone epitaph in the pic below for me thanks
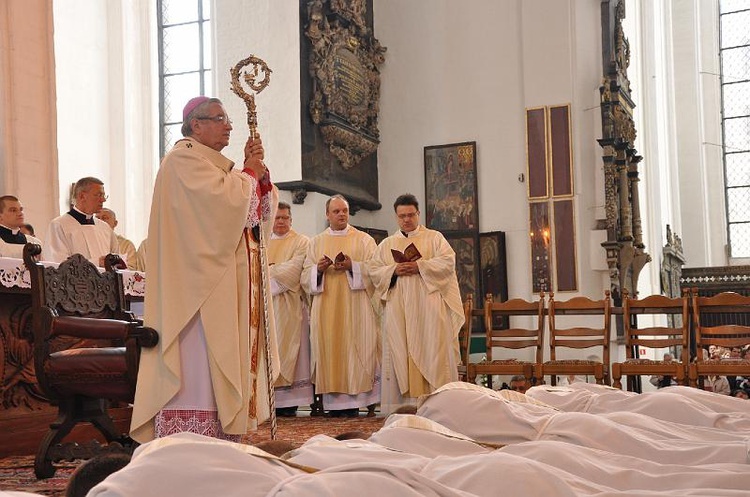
[307,0,385,169]
[278,0,385,211]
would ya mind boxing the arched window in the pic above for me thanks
[157,0,212,156]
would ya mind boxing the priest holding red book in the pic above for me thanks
[369,193,465,415]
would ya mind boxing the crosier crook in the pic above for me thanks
[230,55,277,440]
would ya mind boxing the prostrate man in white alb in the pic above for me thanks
[0,195,43,258]
[268,201,313,417]
[369,193,464,414]
[44,177,119,266]
[96,207,138,270]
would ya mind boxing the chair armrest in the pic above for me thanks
[130,325,159,348]
[50,316,159,349]
[50,316,132,340]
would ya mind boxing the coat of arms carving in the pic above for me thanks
[305,0,386,170]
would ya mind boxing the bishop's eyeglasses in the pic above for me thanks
[196,115,233,125]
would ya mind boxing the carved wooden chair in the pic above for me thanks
[611,291,690,391]
[23,244,158,478]
[469,293,545,388]
[689,291,750,388]
[540,291,612,386]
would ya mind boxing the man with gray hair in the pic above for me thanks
[131,96,279,444]
[44,177,119,266]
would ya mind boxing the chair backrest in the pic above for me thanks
[692,291,750,359]
[548,291,611,365]
[623,292,689,361]
[483,293,545,364]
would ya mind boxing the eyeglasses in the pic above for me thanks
[275,215,291,221]
[196,115,232,125]
[88,192,108,201]
[397,212,419,220]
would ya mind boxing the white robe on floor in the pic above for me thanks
[417,382,750,465]
[527,383,750,431]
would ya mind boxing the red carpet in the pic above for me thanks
[0,415,386,496]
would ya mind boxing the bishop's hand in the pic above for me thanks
[243,133,267,180]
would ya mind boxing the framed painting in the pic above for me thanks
[353,226,389,245]
[479,231,509,329]
[445,232,480,307]
[424,142,479,232]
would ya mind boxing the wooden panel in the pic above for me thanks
[480,231,509,329]
[529,202,552,293]
[526,108,548,199]
[0,406,132,457]
[554,198,578,292]
[550,104,573,197]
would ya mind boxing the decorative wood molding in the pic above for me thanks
[598,0,649,303]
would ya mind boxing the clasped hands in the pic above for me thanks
[394,261,419,276]
[317,253,352,275]
[243,133,267,180]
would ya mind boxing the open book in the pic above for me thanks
[391,243,422,263]
[322,252,347,264]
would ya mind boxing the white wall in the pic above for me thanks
[213,0,302,184]
[53,0,157,246]
[373,0,606,299]
[666,0,725,267]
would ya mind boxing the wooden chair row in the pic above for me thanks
[459,289,750,392]
[616,290,750,390]
[461,291,612,388]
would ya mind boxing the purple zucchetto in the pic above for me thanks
[182,96,210,121]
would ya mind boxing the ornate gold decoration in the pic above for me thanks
[613,105,636,145]
[230,55,272,137]
[320,125,378,168]
[306,0,386,169]
[598,0,650,307]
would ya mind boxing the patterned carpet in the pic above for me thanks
[0,414,386,496]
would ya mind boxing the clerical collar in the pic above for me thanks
[401,226,421,238]
[0,225,27,244]
[271,231,291,240]
[67,208,95,225]
[329,225,349,235]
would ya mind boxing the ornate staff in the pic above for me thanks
[230,55,272,137]
[230,55,277,439]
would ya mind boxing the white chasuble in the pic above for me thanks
[301,226,381,403]
[131,137,279,443]
[369,226,464,412]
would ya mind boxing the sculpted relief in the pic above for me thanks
[305,0,386,170]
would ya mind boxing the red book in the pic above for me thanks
[391,243,422,263]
